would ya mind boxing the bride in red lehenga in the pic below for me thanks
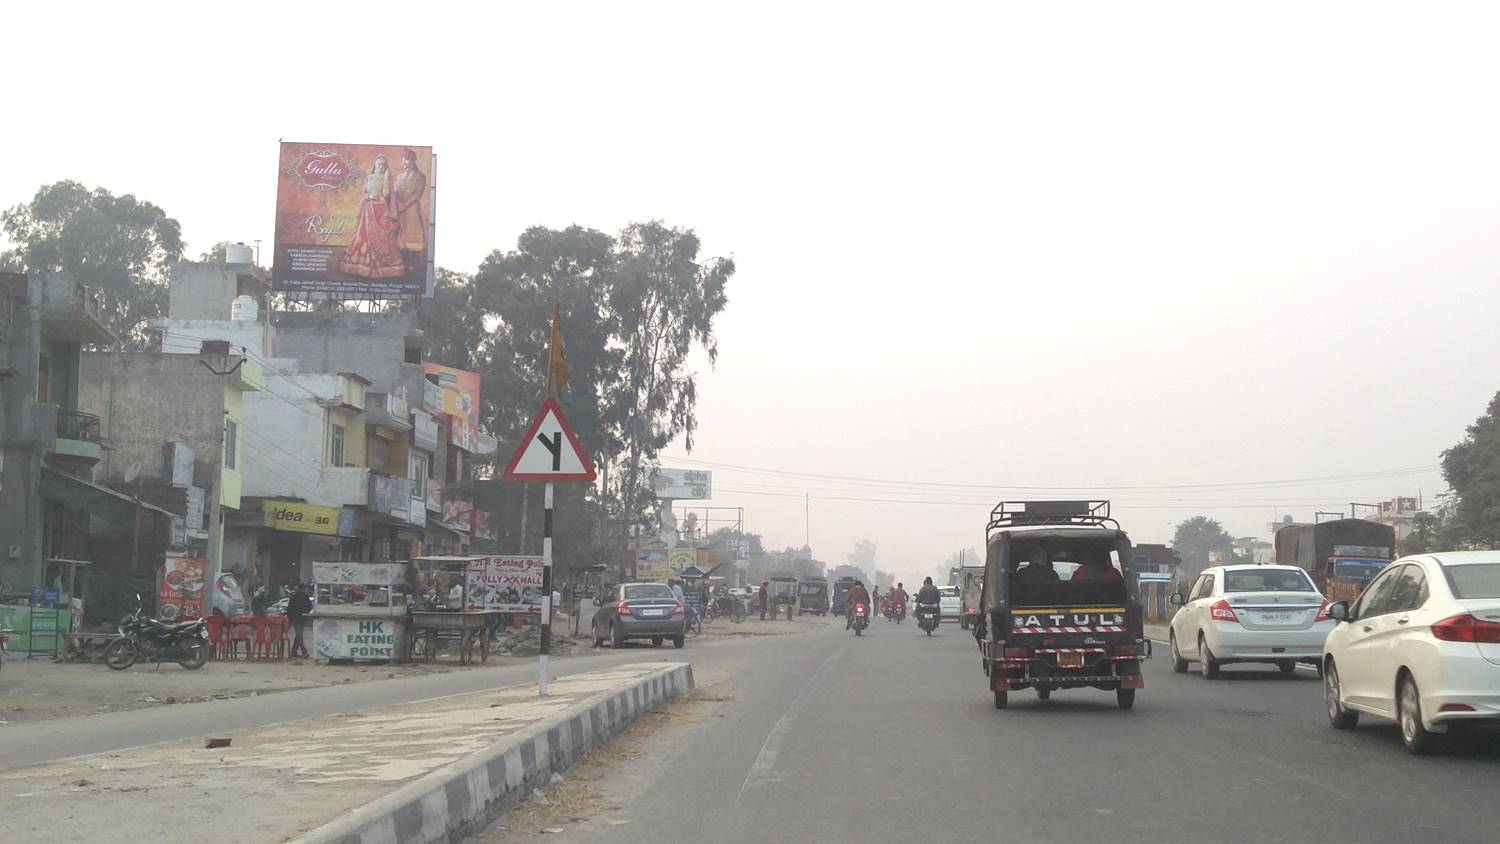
[340,154,406,278]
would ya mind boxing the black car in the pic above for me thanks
[592,582,686,648]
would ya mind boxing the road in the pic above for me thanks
[480,617,1500,844]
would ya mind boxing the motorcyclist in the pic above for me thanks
[915,576,941,609]
[892,582,909,609]
[846,580,871,628]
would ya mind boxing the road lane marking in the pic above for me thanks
[734,647,844,805]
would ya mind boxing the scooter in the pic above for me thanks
[849,602,869,636]
[916,602,940,635]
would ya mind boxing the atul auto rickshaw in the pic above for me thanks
[973,501,1150,710]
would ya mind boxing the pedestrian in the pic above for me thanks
[758,581,769,621]
[288,583,312,659]
[670,579,686,604]
[250,583,269,617]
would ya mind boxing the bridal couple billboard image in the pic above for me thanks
[272,141,436,297]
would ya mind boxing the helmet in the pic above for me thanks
[923,576,933,585]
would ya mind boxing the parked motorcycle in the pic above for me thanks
[706,593,747,624]
[104,611,210,670]
[916,602,940,636]
[850,602,870,636]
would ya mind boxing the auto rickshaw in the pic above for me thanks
[768,577,797,620]
[796,579,829,615]
[973,501,1150,710]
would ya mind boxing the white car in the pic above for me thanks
[938,587,961,621]
[1169,564,1334,678]
[1323,551,1500,754]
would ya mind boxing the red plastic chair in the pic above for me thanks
[266,615,289,659]
[226,615,255,660]
[204,615,230,660]
[250,617,285,660]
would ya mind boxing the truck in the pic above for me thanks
[957,565,985,630]
[1274,519,1396,603]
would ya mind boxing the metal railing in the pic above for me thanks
[56,410,101,443]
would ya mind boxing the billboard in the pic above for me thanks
[158,557,206,621]
[651,468,712,500]
[422,362,482,452]
[465,556,544,614]
[272,141,435,298]
[636,544,670,580]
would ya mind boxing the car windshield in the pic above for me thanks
[624,584,675,601]
[1445,563,1500,599]
[939,588,958,597]
[1224,570,1316,592]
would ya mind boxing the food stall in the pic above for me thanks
[408,556,493,664]
[310,561,406,662]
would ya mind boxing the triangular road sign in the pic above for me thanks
[502,397,596,482]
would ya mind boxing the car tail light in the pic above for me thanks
[1439,703,1476,713]
[672,602,684,616]
[617,602,633,617]
[1431,614,1500,643]
[1315,600,1331,622]
[1210,600,1240,623]
[1002,647,1030,658]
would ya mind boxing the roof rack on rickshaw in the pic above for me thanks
[986,500,1117,536]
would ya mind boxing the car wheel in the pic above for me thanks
[1116,688,1136,710]
[1325,660,1358,729]
[651,637,664,647]
[993,690,1008,709]
[1169,632,1188,673]
[960,617,969,630]
[673,634,685,649]
[1399,674,1439,755]
[611,624,626,649]
[1198,635,1220,679]
[1278,660,1297,676]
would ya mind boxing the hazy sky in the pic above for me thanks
[9,3,1496,586]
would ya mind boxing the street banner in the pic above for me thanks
[272,141,435,298]
[465,556,544,614]
[158,557,206,621]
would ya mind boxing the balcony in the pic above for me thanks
[50,409,103,465]
[38,276,116,347]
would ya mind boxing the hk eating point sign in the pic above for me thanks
[272,141,436,298]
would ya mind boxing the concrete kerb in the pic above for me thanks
[292,662,694,844]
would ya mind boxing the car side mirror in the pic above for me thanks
[1169,593,1185,607]
[1326,601,1350,622]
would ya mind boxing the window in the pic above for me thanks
[409,453,429,499]
[1192,574,1217,601]
[1224,569,1316,593]
[224,419,237,470]
[330,421,346,467]
[623,584,676,601]
[1352,566,1403,619]
[1445,563,1500,599]
[1386,565,1429,613]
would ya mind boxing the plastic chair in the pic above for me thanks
[226,615,255,660]
[204,615,230,660]
[267,615,289,659]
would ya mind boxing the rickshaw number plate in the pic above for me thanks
[1058,652,1085,668]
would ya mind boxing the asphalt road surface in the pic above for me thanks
[480,617,1500,844]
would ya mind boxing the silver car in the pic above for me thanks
[591,582,686,648]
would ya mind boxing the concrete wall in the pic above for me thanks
[78,353,224,489]
[167,262,268,322]
[241,363,372,508]
[160,319,270,358]
[271,311,422,392]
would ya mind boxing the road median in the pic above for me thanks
[0,662,693,844]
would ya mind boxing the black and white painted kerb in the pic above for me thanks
[540,481,554,696]
[293,662,694,844]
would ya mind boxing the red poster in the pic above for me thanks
[158,557,206,621]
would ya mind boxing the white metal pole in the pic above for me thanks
[539,481,554,697]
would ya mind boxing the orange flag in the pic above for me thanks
[547,304,570,398]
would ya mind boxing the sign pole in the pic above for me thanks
[540,482,554,697]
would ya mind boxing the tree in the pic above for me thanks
[847,539,878,571]
[198,241,233,263]
[1,181,184,349]
[1400,510,1449,556]
[1172,516,1235,576]
[610,221,734,529]
[1441,391,1500,548]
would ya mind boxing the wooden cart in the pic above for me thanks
[406,610,492,665]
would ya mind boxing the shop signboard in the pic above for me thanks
[422,362,481,452]
[158,557,206,621]
[406,497,426,527]
[636,544,670,580]
[272,141,436,298]
[262,501,340,535]
[337,507,358,537]
[369,474,410,519]
[314,617,400,659]
[441,497,472,533]
[465,556,544,614]
[668,546,696,575]
[413,411,441,451]
[426,478,444,513]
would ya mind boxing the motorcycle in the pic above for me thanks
[104,610,210,670]
[849,602,869,636]
[706,593,747,624]
[916,602,940,636]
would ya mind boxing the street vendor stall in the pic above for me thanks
[310,562,406,662]
[408,556,492,664]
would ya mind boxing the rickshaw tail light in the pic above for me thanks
[672,602,684,616]
[1210,600,1240,623]
[1109,644,1139,657]
[1002,647,1030,658]
[617,602,633,616]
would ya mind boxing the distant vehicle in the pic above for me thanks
[210,573,247,617]
[832,577,858,615]
[938,587,961,621]
[1323,551,1500,754]
[849,600,870,636]
[591,582,686,649]
[1168,565,1333,678]
[797,579,829,615]
[958,567,985,629]
[1275,519,1396,603]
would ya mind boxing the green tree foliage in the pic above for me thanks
[1172,516,1236,574]
[1400,510,1447,555]
[1,181,184,349]
[1440,391,1500,547]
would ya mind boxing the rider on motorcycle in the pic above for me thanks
[914,577,941,609]
[846,580,871,628]
[892,582,909,612]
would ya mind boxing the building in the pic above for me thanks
[0,271,177,614]
[1366,497,1420,543]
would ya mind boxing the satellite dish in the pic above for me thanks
[123,461,143,484]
